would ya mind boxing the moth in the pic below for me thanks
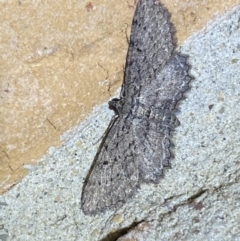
[81,0,191,215]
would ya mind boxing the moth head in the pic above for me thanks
[108,98,124,115]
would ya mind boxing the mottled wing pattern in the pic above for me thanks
[81,0,192,215]
[133,54,191,183]
[139,53,191,111]
[133,115,172,183]
[121,0,175,108]
[81,117,139,215]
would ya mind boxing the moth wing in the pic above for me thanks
[133,116,171,183]
[133,54,192,183]
[81,118,139,215]
[139,53,192,110]
[121,0,175,103]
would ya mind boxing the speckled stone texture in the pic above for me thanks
[1,0,240,196]
[0,4,240,241]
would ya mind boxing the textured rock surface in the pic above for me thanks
[1,2,240,241]
[1,0,239,194]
